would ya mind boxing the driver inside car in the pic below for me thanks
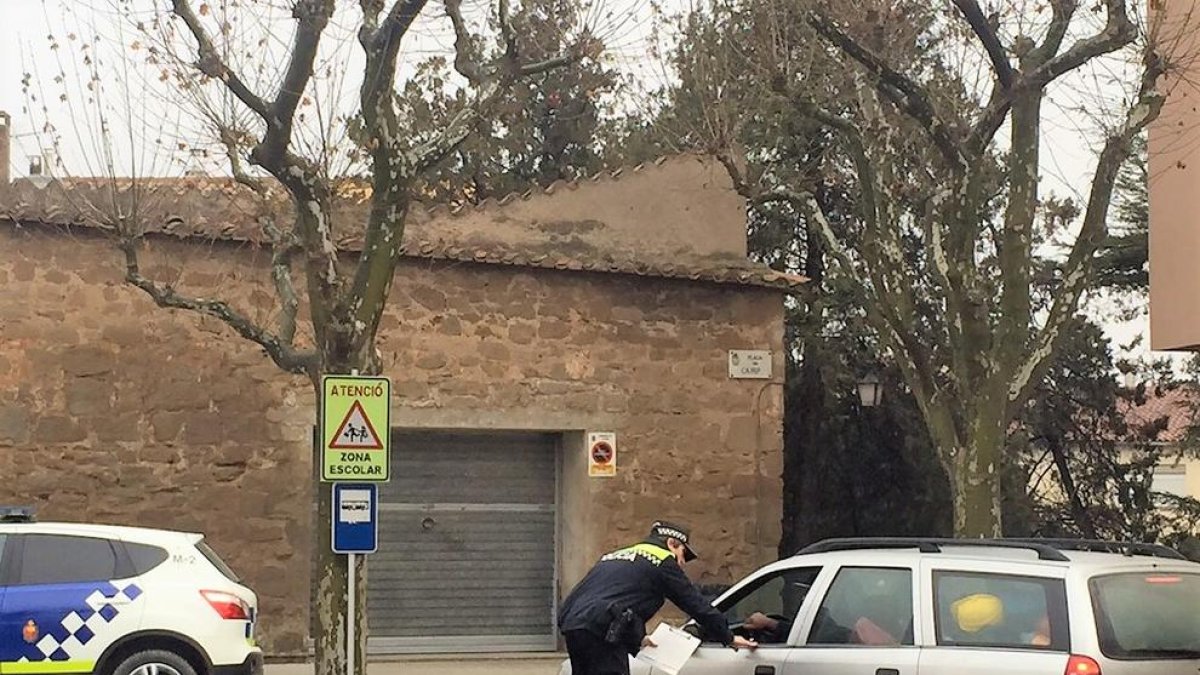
[742,612,793,643]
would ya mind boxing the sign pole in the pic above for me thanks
[348,366,357,675]
[347,552,356,675]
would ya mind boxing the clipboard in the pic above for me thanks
[635,623,701,675]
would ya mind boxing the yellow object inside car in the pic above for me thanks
[951,593,1005,633]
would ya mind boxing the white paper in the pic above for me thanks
[635,624,701,675]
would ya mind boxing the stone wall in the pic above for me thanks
[0,223,784,653]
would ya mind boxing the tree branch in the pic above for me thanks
[218,126,270,197]
[411,79,501,170]
[412,39,575,172]
[1030,0,1078,65]
[260,0,336,162]
[216,126,304,346]
[374,0,428,49]
[445,0,484,86]
[804,192,958,450]
[952,0,1015,88]
[360,0,429,115]
[498,0,517,62]
[1007,48,1166,420]
[966,0,1083,155]
[170,0,270,120]
[119,236,316,375]
[808,11,966,171]
[966,92,1011,156]
[1027,0,1137,91]
[520,54,576,76]
[264,220,304,347]
[796,96,968,399]
[1046,430,1101,539]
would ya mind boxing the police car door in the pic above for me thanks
[0,534,144,675]
[783,564,920,675]
[664,565,824,675]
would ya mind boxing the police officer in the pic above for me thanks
[558,521,757,675]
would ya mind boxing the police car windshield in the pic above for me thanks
[197,540,240,582]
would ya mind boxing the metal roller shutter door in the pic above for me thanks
[368,431,559,653]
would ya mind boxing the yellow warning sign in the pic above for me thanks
[322,375,390,482]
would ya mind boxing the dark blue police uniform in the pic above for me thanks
[558,522,734,675]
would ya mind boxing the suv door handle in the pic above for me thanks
[754,667,775,675]
[876,669,900,675]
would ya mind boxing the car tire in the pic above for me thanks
[111,649,197,675]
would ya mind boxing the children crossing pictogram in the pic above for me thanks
[329,400,384,450]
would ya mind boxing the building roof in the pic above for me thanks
[1118,385,1199,444]
[0,155,808,292]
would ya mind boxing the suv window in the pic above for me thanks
[715,566,822,644]
[125,542,170,575]
[1090,572,1200,660]
[933,571,1069,652]
[17,535,119,585]
[808,567,914,646]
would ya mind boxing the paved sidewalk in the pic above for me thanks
[267,654,565,675]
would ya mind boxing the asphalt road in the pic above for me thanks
[266,655,564,675]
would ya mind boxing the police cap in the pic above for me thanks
[650,520,698,561]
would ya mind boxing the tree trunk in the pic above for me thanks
[780,344,826,557]
[779,211,829,558]
[310,374,369,675]
[945,415,1005,538]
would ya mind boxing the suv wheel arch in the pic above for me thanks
[95,631,213,675]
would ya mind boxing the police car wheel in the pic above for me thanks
[112,649,196,675]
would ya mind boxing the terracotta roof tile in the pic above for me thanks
[0,155,808,291]
[1117,386,1199,444]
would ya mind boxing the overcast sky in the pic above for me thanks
[0,0,1179,365]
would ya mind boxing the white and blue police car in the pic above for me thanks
[0,508,262,675]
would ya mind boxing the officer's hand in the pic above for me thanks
[731,635,758,651]
[641,636,657,649]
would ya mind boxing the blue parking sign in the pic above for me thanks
[332,483,378,554]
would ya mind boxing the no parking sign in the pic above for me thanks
[588,432,617,478]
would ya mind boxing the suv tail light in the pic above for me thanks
[201,590,250,620]
[1065,655,1101,675]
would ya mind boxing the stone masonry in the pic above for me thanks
[0,154,789,655]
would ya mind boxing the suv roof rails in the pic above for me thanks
[0,506,36,523]
[798,537,1191,562]
[1004,538,1187,561]
[798,537,1071,562]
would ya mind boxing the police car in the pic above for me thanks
[0,508,262,675]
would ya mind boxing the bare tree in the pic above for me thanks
[688,0,1187,536]
[14,0,589,672]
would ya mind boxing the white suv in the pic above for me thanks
[0,514,262,675]
[561,538,1200,675]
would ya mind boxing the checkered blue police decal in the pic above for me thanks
[0,582,143,666]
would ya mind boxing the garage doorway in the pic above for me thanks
[368,430,559,653]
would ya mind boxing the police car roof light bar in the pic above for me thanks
[0,505,36,522]
[798,537,1071,562]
